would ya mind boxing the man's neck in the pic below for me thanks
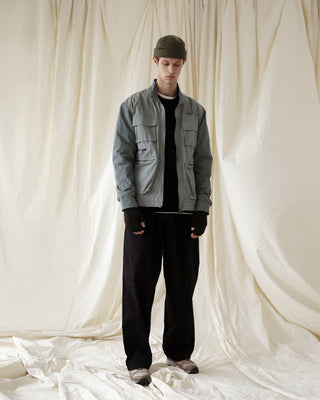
[156,79,178,98]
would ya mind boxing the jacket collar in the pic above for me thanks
[148,79,186,104]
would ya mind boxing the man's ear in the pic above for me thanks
[152,56,158,65]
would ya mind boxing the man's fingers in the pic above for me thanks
[134,222,145,235]
[191,226,198,238]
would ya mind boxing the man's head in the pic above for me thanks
[153,35,187,88]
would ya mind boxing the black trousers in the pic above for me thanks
[122,212,199,371]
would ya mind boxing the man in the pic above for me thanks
[113,35,212,386]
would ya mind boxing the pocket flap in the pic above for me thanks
[135,131,157,142]
[133,115,157,127]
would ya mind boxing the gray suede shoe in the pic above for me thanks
[167,358,199,374]
[129,368,151,386]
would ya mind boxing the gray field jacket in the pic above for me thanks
[113,80,212,213]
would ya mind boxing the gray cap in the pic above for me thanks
[153,35,187,59]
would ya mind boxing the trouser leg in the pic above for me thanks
[162,214,199,361]
[122,213,162,370]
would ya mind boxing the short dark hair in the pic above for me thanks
[154,57,185,64]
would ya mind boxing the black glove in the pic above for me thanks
[191,211,208,236]
[123,207,145,232]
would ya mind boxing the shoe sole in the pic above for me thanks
[167,359,199,374]
[136,378,151,386]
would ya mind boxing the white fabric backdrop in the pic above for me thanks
[0,0,319,398]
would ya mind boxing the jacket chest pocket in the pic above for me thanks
[183,114,198,162]
[133,117,158,161]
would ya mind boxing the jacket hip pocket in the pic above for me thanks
[135,159,158,194]
[184,161,196,199]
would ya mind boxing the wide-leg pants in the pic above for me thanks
[122,212,199,371]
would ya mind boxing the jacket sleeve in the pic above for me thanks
[112,101,138,210]
[194,109,213,213]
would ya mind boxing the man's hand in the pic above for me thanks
[191,211,208,239]
[123,208,145,234]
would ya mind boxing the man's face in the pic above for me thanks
[153,57,185,85]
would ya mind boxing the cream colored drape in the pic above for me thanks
[0,0,320,398]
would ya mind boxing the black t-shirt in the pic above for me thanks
[140,94,180,213]
[158,94,179,211]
